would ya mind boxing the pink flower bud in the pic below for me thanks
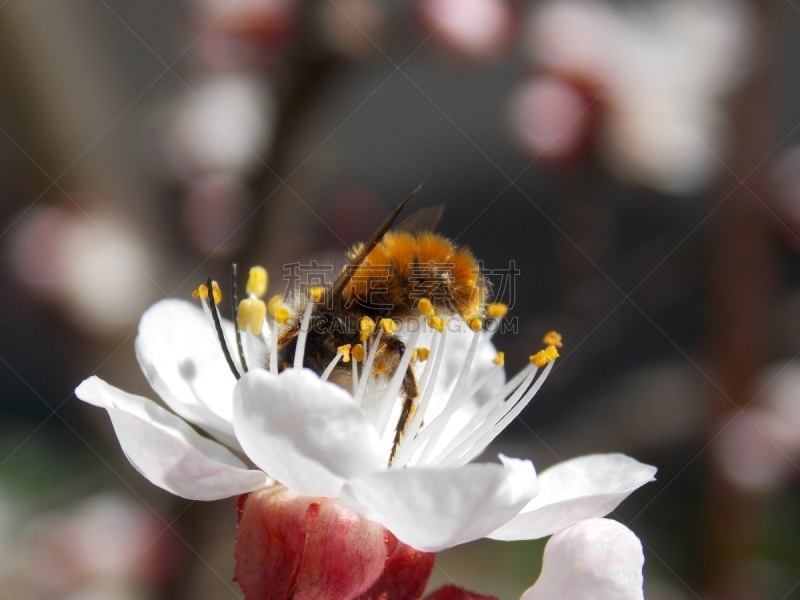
[235,486,435,600]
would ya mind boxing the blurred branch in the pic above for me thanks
[704,0,781,596]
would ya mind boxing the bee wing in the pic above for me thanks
[394,204,444,234]
[330,182,425,299]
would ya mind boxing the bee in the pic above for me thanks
[274,185,488,463]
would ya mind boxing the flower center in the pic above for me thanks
[195,265,561,468]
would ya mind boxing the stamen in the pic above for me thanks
[270,319,279,375]
[415,347,430,362]
[267,294,289,374]
[359,317,376,341]
[431,363,535,466]
[433,365,539,468]
[415,329,483,464]
[469,318,483,332]
[267,294,284,314]
[351,344,365,362]
[205,277,241,380]
[449,361,556,467]
[354,329,383,405]
[531,345,559,368]
[231,264,248,373]
[375,328,421,438]
[293,299,315,370]
[487,302,508,318]
[543,331,563,348]
[427,316,445,333]
[320,350,343,382]
[246,266,268,298]
[427,362,506,467]
[274,306,292,325]
[351,350,359,393]
[339,344,352,363]
[309,286,326,303]
[379,318,397,335]
[493,352,505,366]
[391,327,447,468]
[192,284,209,301]
[418,298,435,317]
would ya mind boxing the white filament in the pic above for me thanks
[270,319,279,374]
[445,362,554,468]
[375,328,421,439]
[415,330,482,464]
[320,351,343,382]
[431,364,534,464]
[355,329,383,406]
[293,301,315,369]
[391,327,448,468]
[351,355,359,393]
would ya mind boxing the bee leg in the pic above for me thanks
[389,365,419,466]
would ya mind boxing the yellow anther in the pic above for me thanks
[379,318,397,335]
[359,317,376,341]
[493,351,505,366]
[418,298,435,317]
[416,347,430,362]
[192,284,208,300]
[238,298,267,335]
[274,306,292,326]
[469,317,483,332]
[427,316,445,333]
[238,298,253,330]
[543,331,563,349]
[246,266,268,298]
[211,281,222,305]
[309,286,326,302]
[192,282,221,304]
[373,361,389,375]
[351,344,365,362]
[530,345,559,368]
[338,344,352,363]
[487,303,508,318]
[267,294,284,315]
[249,299,267,335]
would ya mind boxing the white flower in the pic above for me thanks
[521,518,644,600]
[75,297,655,553]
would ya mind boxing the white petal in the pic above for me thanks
[232,368,385,498]
[521,518,644,600]
[75,376,268,500]
[339,455,537,552]
[489,454,656,541]
[135,299,249,448]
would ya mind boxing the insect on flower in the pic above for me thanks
[204,184,535,465]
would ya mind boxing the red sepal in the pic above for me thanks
[424,584,500,600]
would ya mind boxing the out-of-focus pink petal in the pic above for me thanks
[418,0,515,60]
[520,518,644,600]
[235,486,388,600]
[509,76,590,160]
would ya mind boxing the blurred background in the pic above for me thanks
[0,0,799,598]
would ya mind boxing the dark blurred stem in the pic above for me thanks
[703,0,780,597]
